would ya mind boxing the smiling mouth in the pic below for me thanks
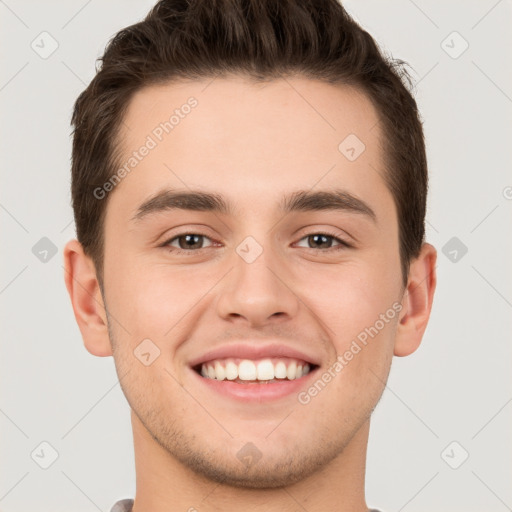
[192,357,319,384]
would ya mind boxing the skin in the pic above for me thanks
[64,76,437,512]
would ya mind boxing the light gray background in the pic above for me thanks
[1,1,511,511]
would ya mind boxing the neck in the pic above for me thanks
[130,410,370,512]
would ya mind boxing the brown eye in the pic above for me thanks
[165,233,214,252]
[296,233,350,250]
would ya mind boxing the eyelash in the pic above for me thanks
[161,230,352,255]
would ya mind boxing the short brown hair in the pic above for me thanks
[70,0,427,290]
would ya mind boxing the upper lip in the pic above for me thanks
[188,342,321,368]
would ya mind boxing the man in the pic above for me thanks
[63,0,437,510]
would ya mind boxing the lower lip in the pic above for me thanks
[190,367,318,402]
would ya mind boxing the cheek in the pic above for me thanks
[106,255,217,339]
[304,261,399,338]
[303,260,400,392]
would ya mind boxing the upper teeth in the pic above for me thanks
[200,358,311,381]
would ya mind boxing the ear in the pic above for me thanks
[63,239,113,357]
[394,242,437,357]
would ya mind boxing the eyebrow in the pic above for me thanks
[130,188,377,223]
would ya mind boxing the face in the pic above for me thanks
[101,76,405,487]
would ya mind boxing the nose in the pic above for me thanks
[215,242,300,328]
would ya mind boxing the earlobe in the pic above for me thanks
[63,239,113,357]
[394,243,437,357]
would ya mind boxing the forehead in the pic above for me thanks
[119,76,381,154]
[108,75,391,223]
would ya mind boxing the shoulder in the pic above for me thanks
[109,498,134,512]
